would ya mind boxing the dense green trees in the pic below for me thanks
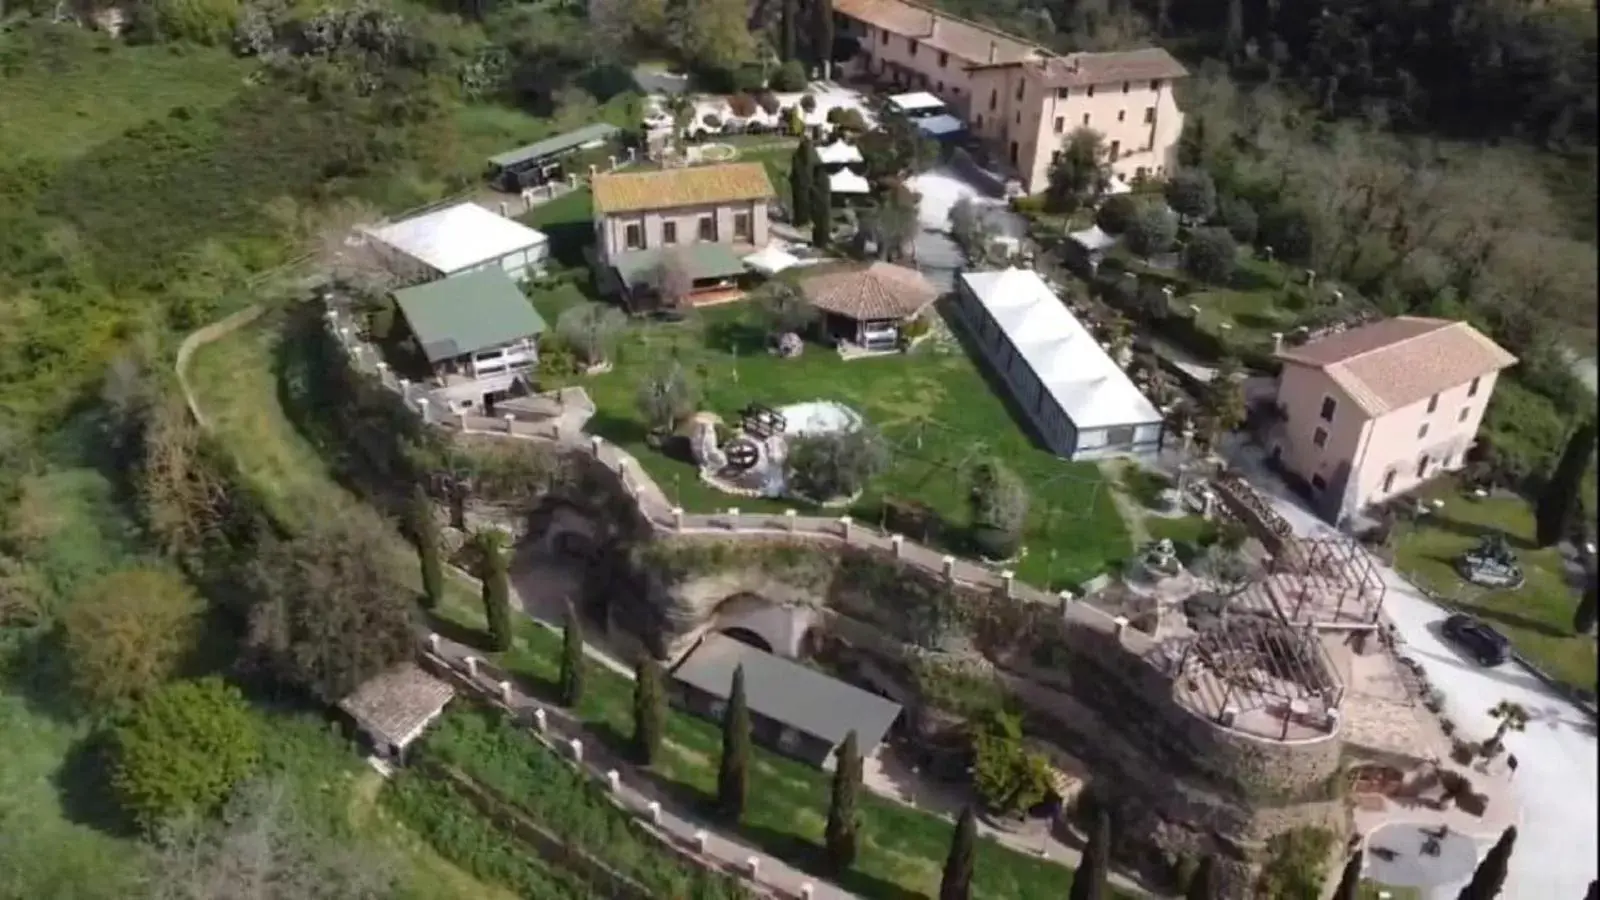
[716,665,751,823]
[1126,203,1179,258]
[970,710,1052,818]
[113,677,261,832]
[559,603,585,707]
[1046,128,1110,213]
[1165,169,1218,223]
[939,806,977,900]
[1095,194,1139,235]
[477,530,513,652]
[632,656,666,766]
[1182,227,1238,284]
[62,567,203,711]
[1457,826,1516,900]
[1534,419,1595,547]
[824,730,862,873]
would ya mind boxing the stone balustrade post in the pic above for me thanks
[727,508,740,532]
[398,377,410,401]
[839,515,852,541]
[1220,704,1238,727]
[694,830,708,854]
[569,738,583,763]
[533,708,547,732]
[942,555,956,582]
[1271,332,1284,354]
[647,800,661,824]
[504,413,516,433]
[464,656,479,679]
[1113,615,1129,641]
[590,435,604,457]
[785,509,798,532]
[890,534,904,558]
[745,856,759,877]
[672,507,684,530]
[800,883,814,900]
[416,397,431,424]
[607,769,620,792]
[608,155,618,170]
[427,633,440,654]
[1001,569,1015,598]
[499,201,509,217]
[499,680,513,706]
[1057,590,1074,609]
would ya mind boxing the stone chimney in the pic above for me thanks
[989,41,998,64]
[927,14,938,38]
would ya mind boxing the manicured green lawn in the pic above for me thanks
[531,299,1132,587]
[1391,480,1596,695]
[431,602,1129,900]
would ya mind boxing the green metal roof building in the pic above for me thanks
[393,269,547,364]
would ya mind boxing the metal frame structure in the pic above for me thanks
[1172,617,1345,737]
[1273,535,1388,624]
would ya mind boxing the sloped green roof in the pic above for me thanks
[610,243,749,288]
[393,270,546,363]
[488,123,621,170]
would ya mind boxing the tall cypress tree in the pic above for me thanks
[1535,418,1596,547]
[780,0,798,61]
[1576,565,1598,635]
[810,175,832,248]
[632,656,666,766]
[810,0,834,78]
[939,806,976,900]
[558,602,585,707]
[824,730,861,873]
[1457,826,1516,900]
[477,531,512,651]
[1184,856,1215,900]
[716,665,751,823]
[1070,807,1111,900]
[791,138,814,226]
[1331,850,1363,900]
[411,485,443,611]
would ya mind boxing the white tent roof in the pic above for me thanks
[959,268,1162,431]
[916,114,966,137]
[366,203,548,275]
[1106,174,1132,196]
[1068,224,1117,253]
[743,244,801,275]
[889,91,945,113]
[829,167,871,195]
[816,140,864,166]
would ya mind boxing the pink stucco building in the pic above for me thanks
[1266,317,1517,524]
[833,0,1187,194]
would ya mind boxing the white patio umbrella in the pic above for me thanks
[742,244,801,275]
[829,167,871,195]
[816,140,864,166]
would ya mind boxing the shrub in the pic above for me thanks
[1182,227,1239,284]
[771,60,808,92]
[1126,203,1179,257]
[113,677,261,832]
[1095,193,1139,234]
[1258,828,1335,900]
[966,458,1028,559]
[756,91,782,115]
[1164,168,1217,222]
[133,0,242,45]
[786,426,888,502]
[702,113,723,129]
[1217,194,1258,244]
[554,302,627,366]
[970,710,1053,818]
[1010,194,1047,215]
[635,362,697,436]
[63,567,203,712]
[727,93,758,118]
[800,93,817,112]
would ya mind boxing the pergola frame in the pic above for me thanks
[1175,618,1345,733]
[1272,535,1387,624]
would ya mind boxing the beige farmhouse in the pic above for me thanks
[1266,317,1517,524]
[833,0,1187,194]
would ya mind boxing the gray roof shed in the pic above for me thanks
[672,633,903,753]
[393,269,547,363]
[488,123,622,170]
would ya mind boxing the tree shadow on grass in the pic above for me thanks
[1,626,81,726]
[1449,595,1575,641]
[585,409,651,448]
[1415,513,1538,551]
[54,729,139,839]
[701,317,769,358]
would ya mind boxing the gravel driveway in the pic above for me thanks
[1227,439,1599,899]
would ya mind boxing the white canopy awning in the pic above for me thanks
[816,140,864,166]
[915,114,965,137]
[1068,224,1117,253]
[888,91,945,113]
[829,167,871,195]
[743,244,801,275]
[1106,174,1132,196]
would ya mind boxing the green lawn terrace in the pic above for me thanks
[1390,478,1596,697]
[529,296,1133,590]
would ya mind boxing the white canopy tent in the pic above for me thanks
[1106,174,1132,196]
[1067,224,1117,254]
[888,91,946,114]
[915,114,966,138]
[816,140,864,166]
[829,167,871,195]
[742,244,801,275]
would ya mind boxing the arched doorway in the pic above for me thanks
[720,627,774,654]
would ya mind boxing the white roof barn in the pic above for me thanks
[955,267,1164,459]
[888,91,945,114]
[365,202,550,282]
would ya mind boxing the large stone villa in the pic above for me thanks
[832,0,1188,193]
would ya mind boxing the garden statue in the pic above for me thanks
[776,332,804,358]
[1138,538,1183,580]
[1458,532,1524,589]
[689,416,727,472]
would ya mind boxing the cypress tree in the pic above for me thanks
[632,656,666,766]
[938,806,976,900]
[558,602,585,707]
[477,531,512,651]
[791,139,814,226]
[824,730,861,873]
[810,0,834,77]
[1331,850,1363,900]
[1184,856,1215,900]
[1535,418,1596,547]
[1070,807,1111,900]
[716,665,750,823]
[411,485,443,611]
[1576,565,1598,635]
[1457,826,1516,900]
[780,0,798,61]
[810,175,832,248]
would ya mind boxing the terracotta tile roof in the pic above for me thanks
[833,0,1043,66]
[591,163,775,215]
[1034,47,1189,87]
[1278,317,1517,416]
[338,663,455,749]
[799,262,938,321]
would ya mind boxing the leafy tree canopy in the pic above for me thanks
[113,677,261,832]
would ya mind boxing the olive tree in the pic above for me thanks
[1126,203,1179,258]
[554,303,628,367]
[1183,227,1239,284]
[786,426,888,502]
[757,281,816,336]
[635,362,697,438]
[966,457,1029,559]
[1164,168,1217,223]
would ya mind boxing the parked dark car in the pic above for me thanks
[1441,614,1511,666]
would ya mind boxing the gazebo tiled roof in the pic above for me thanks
[798,262,938,322]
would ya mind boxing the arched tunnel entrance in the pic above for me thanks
[719,626,774,654]
[707,593,821,660]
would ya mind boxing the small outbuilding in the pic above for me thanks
[365,202,550,283]
[486,122,621,192]
[392,269,548,410]
[670,633,903,768]
[339,663,456,764]
[798,262,938,352]
[888,91,946,118]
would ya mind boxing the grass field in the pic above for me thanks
[1392,481,1596,695]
